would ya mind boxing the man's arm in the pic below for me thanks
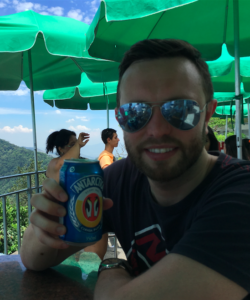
[94,253,248,300]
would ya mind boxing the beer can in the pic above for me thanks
[59,159,104,246]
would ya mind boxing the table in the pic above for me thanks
[0,255,98,300]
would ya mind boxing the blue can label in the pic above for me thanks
[69,175,103,233]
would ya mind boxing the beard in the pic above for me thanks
[124,123,206,182]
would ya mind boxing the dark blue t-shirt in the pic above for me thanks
[103,152,250,296]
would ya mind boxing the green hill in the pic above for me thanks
[0,139,53,195]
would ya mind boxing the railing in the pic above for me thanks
[0,171,118,258]
[0,170,45,255]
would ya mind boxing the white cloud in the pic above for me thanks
[0,108,31,115]
[49,129,55,133]
[0,125,32,133]
[90,0,99,12]
[0,89,29,96]
[55,110,61,114]
[34,90,44,95]
[13,1,34,12]
[47,6,64,16]
[0,2,6,8]
[39,11,49,15]
[83,16,92,24]
[69,125,90,131]
[66,118,75,123]
[76,116,89,122]
[67,9,85,21]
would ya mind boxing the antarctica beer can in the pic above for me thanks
[59,159,104,246]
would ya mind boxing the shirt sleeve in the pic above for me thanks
[171,175,250,293]
[99,155,113,169]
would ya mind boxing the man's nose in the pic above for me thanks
[145,106,172,137]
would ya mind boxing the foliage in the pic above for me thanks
[214,131,246,142]
[0,154,48,254]
[115,143,127,159]
[208,117,234,132]
[0,139,52,195]
[0,198,28,254]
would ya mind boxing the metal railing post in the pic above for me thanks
[16,193,21,253]
[27,175,32,222]
[114,235,117,258]
[2,196,8,255]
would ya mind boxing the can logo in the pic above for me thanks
[68,175,103,232]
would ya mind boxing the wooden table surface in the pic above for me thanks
[0,255,96,300]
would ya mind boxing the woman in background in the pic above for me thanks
[45,129,108,260]
[205,126,219,151]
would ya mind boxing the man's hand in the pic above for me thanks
[78,132,90,148]
[30,178,113,249]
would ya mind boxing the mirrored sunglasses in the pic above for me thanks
[115,99,207,133]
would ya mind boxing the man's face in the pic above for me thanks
[119,57,214,182]
[108,133,120,148]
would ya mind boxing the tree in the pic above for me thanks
[0,159,47,254]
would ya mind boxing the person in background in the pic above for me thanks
[46,129,108,260]
[224,135,249,160]
[98,128,120,169]
[243,139,250,160]
[46,129,89,183]
[205,126,219,151]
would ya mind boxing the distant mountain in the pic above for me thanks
[23,147,47,154]
[0,139,53,195]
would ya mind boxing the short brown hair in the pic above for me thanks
[117,39,213,107]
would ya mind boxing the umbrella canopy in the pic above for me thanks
[43,73,118,110]
[87,0,250,62]
[0,10,120,91]
[216,104,249,117]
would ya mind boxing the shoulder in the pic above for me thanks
[103,157,141,187]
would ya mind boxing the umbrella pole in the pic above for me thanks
[103,83,109,128]
[248,102,250,138]
[225,115,228,139]
[233,0,242,159]
[28,50,39,193]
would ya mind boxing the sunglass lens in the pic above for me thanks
[161,100,201,130]
[117,103,151,133]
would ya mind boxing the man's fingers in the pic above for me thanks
[103,198,113,210]
[30,210,66,237]
[42,178,68,203]
[31,194,66,217]
[32,225,69,249]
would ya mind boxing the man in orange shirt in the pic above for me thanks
[98,128,120,169]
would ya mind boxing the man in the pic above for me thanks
[20,39,250,300]
[98,128,120,169]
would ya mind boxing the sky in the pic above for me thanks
[0,0,125,159]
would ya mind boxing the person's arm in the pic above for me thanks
[54,132,89,172]
[20,179,113,271]
[94,253,247,300]
[99,155,113,170]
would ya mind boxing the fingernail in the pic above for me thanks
[59,192,67,202]
[56,226,65,234]
[57,207,66,216]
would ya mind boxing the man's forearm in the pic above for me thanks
[94,268,133,300]
[20,224,59,271]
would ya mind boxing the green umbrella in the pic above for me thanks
[0,10,119,195]
[87,0,250,62]
[43,73,118,127]
[86,0,250,158]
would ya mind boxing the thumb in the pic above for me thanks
[103,197,113,210]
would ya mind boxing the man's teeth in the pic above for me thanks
[148,148,174,153]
